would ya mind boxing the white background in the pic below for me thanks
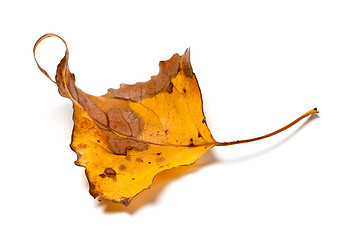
[1,0,340,239]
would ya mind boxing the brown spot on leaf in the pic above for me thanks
[119,164,127,171]
[99,168,117,180]
[77,143,88,149]
[105,168,116,175]
[135,157,143,163]
[166,82,174,93]
[125,155,131,161]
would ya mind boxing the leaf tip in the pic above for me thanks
[309,108,319,115]
[182,48,193,77]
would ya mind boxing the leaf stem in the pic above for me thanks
[216,108,319,146]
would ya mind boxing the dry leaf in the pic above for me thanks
[34,34,318,206]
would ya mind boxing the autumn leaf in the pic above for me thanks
[34,34,318,206]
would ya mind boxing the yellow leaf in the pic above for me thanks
[34,34,318,206]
